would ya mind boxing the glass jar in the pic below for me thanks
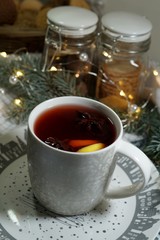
[41,6,98,98]
[96,11,152,112]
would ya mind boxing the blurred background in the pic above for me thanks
[0,0,159,62]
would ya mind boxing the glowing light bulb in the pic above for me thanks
[102,51,111,58]
[15,70,24,78]
[118,81,123,86]
[75,73,80,78]
[120,90,126,97]
[0,52,7,58]
[128,94,134,100]
[14,98,22,107]
[153,69,158,76]
[50,66,57,71]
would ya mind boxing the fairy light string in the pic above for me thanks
[0,52,159,166]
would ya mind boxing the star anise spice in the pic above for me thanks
[45,137,63,149]
[45,137,73,151]
[76,111,106,136]
[44,111,108,150]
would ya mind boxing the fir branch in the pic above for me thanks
[0,53,160,166]
[0,54,76,123]
[144,127,160,159]
[123,103,160,165]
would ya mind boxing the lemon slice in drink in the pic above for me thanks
[77,143,105,153]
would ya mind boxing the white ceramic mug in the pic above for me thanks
[27,96,151,215]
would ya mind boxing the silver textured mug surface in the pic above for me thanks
[27,96,151,215]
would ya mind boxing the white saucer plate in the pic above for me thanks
[0,127,160,240]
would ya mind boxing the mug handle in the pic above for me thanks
[106,139,152,198]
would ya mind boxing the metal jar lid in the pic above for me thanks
[101,11,152,42]
[47,6,98,36]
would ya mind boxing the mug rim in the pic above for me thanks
[28,96,123,155]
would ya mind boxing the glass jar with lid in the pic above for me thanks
[96,11,152,112]
[41,6,98,98]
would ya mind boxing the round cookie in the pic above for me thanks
[0,0,17,25]
[15,0,44,29]
[36,7,52,30]
[20,0,43,11]
[69,0,90,9]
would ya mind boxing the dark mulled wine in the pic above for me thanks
[34,104,116,152]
